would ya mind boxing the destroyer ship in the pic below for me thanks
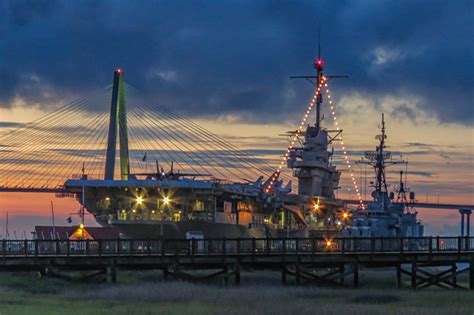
[343,114,424,237]
[63,53,423,239]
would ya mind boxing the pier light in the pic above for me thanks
[325,239,332,248]
[105,197,110,201]
[163,196,171,205]
[136,196,144,205]
[78,223,85,238]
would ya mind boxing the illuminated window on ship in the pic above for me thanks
[194,200,204,211]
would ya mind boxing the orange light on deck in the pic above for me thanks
[340,210,352,222]
[313,199,320,211]
[325,240,332,248]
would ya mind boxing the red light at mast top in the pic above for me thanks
[314,58,324,71]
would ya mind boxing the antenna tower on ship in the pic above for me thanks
[356,114,408,208]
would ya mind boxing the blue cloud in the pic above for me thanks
[0,0,472,124]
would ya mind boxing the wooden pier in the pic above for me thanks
[1,236,474,289]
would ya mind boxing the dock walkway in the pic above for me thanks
[2,236,473,289]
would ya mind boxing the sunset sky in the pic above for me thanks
[0,1,473,236]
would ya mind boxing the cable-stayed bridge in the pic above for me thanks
[0,69,290,193]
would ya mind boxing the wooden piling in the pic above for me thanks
[353,263,359,288]
[396,264,402,288]
[411,263,417,290]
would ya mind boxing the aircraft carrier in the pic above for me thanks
[64,53,423,239]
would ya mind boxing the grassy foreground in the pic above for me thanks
[0,269,473,315]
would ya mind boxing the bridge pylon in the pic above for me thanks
[104,69,130,180]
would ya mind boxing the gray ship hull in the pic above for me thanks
[104,220,309,239]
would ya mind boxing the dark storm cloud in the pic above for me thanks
[0,0,472,124]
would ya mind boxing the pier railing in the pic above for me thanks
[1,236,474,257]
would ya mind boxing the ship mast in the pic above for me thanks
[375,113,387,193]
[289,32,347,131]
[315,35,324,131]
[357,114,407,206]
[286,33,348,198]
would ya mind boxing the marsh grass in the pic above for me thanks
[0,269,473,314]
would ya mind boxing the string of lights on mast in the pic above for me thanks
[264,55,365,210]
[323,80,365,209]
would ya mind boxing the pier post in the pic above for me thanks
[339,265,345,285]
[470,260,474,290]
[295,262,301,286]
[396,265,402,288]
[281,267,287,285]
[452,263,457,286]
[108,261,117,283]
[353,263,359,288]
[223,265,229,286]
[411,263,417,290]
[468,212,471,237]
[235,264,241,285]
[460,210,465,236]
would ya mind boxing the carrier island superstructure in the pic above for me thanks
[63,55,423,239]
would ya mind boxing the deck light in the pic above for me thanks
[136,196,143,205]
[163,196,170,205]
[313,199,320,211]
